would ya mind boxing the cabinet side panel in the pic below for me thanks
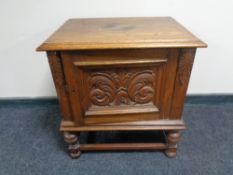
[160,49,179,119]
[61,52,84,125]
[170,48,196,119]
[46,51,72,121]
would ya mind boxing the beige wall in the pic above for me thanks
[0,0,232,97]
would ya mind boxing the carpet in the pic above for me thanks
[0,99,233,175]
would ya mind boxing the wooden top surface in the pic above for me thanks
[37,17,207,51]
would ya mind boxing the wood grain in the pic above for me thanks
[73,58,167,67]
[47,51,72,121]
[170,48,196,119]
[60,119,186,131]
[37,17,207,51]
[60,49,179,125]
[80,143,167,151]
[38,17,207,158]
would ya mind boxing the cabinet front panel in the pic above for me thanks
[61,49,179,125]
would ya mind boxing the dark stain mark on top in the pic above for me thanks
[104,23,135,31]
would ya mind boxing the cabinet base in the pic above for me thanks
[62,129,183,159]
[60,120,186,131]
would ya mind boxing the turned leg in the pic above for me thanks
[63,132,81,158]
[165,130,181,158]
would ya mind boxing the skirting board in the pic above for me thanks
[0,95,233,106]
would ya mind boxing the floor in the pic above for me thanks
[0,98,233,175]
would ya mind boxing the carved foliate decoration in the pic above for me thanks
[178,49,196,85]
[47,52,65,86]
[88,70,155,106]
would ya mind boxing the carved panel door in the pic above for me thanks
[61,49,179,125]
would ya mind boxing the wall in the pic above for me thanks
[0,0,232,98]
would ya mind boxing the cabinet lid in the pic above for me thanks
[37,17,207,51]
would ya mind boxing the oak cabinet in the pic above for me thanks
[37,17,207,158]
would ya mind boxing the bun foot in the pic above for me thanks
[165,130,181,158]
[165,148,177,158]
[68,143,81,159]
[64,132,81,159]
